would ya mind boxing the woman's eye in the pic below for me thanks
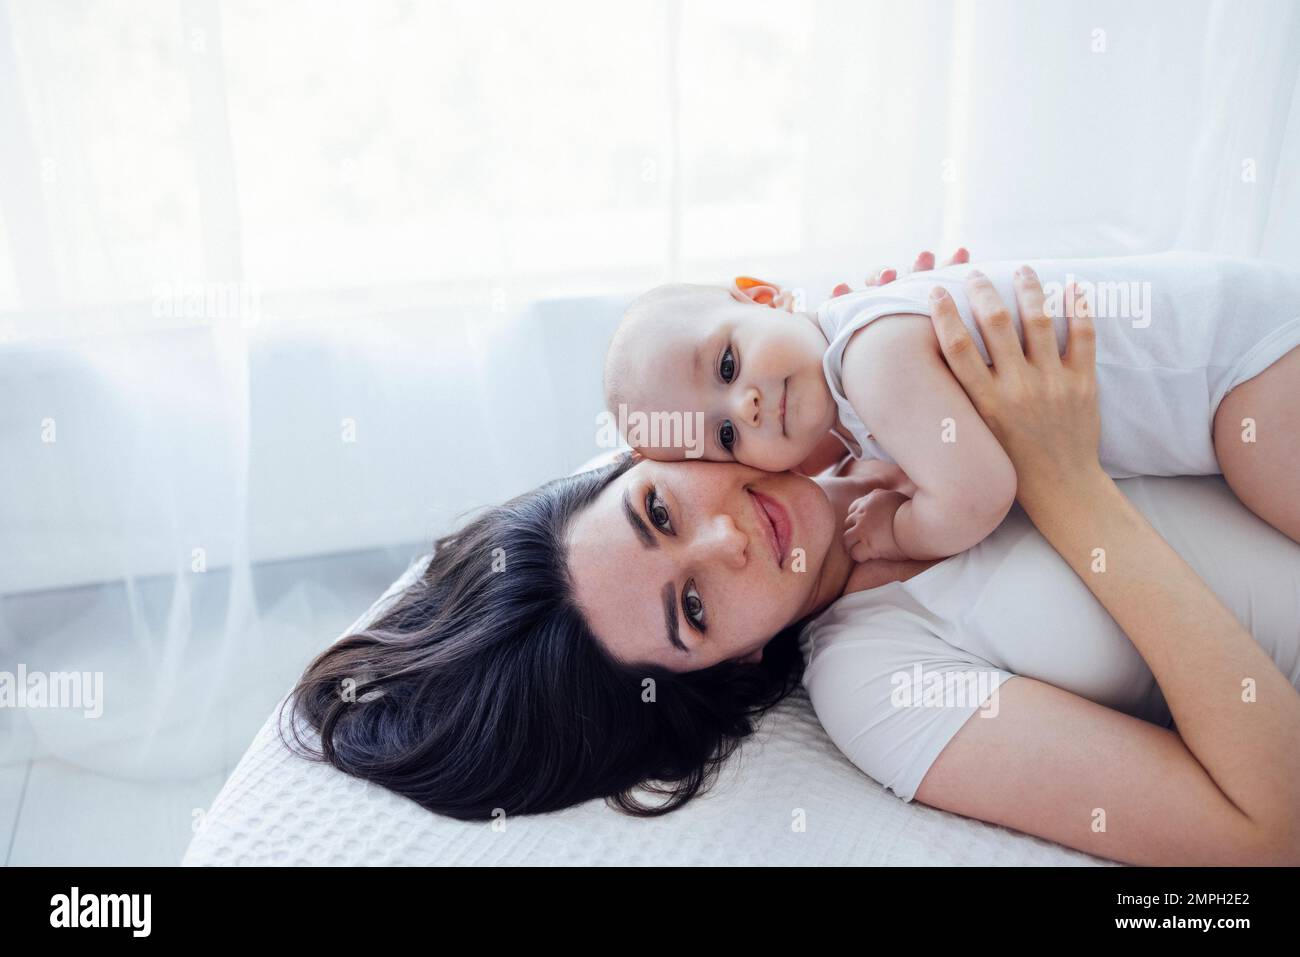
[719,346,736,383]
[646,489,673,532]
[719,420,736,451]
[682,579,706,630]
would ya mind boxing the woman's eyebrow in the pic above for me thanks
[619,488,686,652]
[621,489,657,548]
[661,582,687,652]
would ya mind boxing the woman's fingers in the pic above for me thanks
[928,286,993,398]
[964,270,1027,372]
[1063,282,1097,374]
[1013,265,1060,368]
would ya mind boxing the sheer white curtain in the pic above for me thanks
[1,0,1298,779]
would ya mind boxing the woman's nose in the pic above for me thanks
[732,386,761,428]
[692,513,748,568]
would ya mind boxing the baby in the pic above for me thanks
[603,251,1300,562]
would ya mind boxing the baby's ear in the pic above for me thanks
[730,276,796,312]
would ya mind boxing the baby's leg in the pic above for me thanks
[1213,344,1300,543]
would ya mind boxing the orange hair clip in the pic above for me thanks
[732,275,778,305]
[732,275,796,311]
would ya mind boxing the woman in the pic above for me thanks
[288,271,1300,865]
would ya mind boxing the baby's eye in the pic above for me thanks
[646,488,673,533]
[719,346,736,383]
[682,579,706,630]
[718,420,736,451]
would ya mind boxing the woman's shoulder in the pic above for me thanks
[797,581,1014,804]
[798,570,968,666]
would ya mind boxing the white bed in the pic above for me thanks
[182,554,1114,867]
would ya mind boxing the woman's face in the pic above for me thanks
[567,458,850,672]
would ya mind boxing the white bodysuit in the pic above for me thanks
[816,252,1300,477]
[798,474,1300,803]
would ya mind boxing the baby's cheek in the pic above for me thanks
[743,438,807,473]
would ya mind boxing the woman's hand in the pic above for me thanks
[927,267,1102,516]
[924,268,1300,865]
[831,247,969,298]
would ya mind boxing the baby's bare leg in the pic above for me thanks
[1213,344,1300,543]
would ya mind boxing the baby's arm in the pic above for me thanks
[839,313,1017,560]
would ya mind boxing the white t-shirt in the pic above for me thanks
[816,252,1300,477]
[798,474,1300,803]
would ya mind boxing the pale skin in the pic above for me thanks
[1213,342,1300,543]
[608,250,1300,561]
[566,456,880,671]
[571,271,1300,865]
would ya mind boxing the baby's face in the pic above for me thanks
[609,290,836,471]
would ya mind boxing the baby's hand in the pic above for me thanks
[844,489,910,563]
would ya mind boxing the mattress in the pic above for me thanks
[183,555,1113,866]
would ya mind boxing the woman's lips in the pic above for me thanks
[749,488,792,568]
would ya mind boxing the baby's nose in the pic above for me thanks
[734,386,761,428]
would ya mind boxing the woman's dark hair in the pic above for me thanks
[283,453,807,820]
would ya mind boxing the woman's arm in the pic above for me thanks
[914,268,1300,865]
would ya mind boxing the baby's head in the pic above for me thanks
[603,278,836,471]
